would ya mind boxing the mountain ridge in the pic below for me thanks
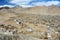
[0,5,60,15]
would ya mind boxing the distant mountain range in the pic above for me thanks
[0,5,60,15]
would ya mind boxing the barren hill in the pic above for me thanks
[0,6,60,15]
[0,6,60,40]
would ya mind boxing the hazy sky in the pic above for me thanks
[0,0,60,7]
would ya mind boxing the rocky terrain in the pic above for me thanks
[0,6,60,40]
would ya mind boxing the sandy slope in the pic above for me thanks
[0,6,60,40]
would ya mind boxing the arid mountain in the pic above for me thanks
[0,6,60,15]
[0,6,60,40]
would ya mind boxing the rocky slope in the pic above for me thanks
[0,6,60,40]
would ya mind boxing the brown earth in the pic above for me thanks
[0,6,60,40]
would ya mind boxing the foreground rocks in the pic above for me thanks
[0,13,60,40]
